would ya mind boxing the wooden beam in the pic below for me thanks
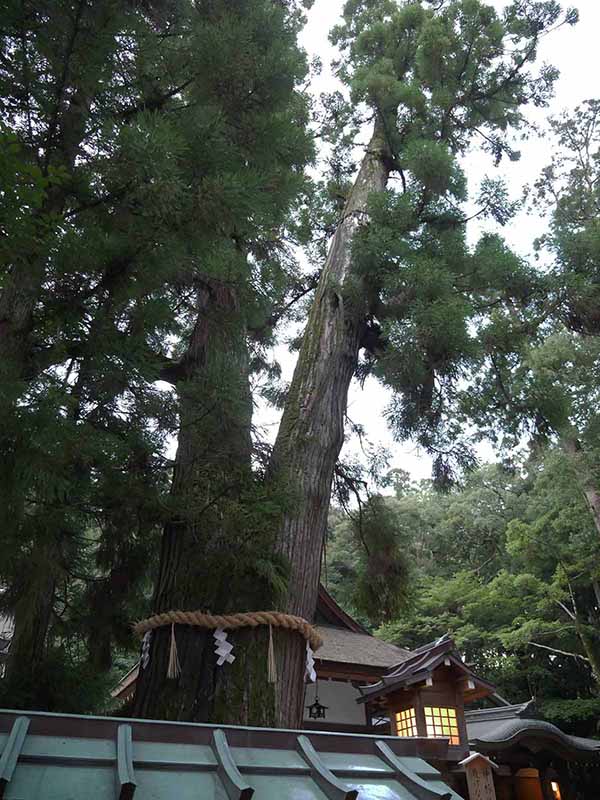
[0,716,30,800]
[317,661,384,681]
[116,724,136,800]
[297,735,358,800]
[212,729,254,800]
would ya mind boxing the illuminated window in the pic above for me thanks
[424,706,460,745]
[395,707,417,737]
[551,782,562,800]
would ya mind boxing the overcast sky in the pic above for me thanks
[257,0,600,483]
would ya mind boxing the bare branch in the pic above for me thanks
[555,599,577,621]
[528,641,589,662]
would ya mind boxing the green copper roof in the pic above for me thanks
[0,709,463,800]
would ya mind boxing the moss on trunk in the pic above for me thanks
[268,119,392,726]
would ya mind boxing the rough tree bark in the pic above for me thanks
[132,119,392,726]
[269,119,392,726]
[131,280,281,724]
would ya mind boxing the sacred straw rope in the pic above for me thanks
[133,610,323,652]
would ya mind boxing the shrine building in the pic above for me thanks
[1,586,598,799]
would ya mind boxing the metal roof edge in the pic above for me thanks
[0,707,440,748]
[0,708,464,800]
[464,701,536,721]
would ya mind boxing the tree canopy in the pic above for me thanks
[327,455,600,737]
[1,0,598,737]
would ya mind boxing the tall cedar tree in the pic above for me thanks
[131,1,314,723]
[265,0,576,726]
[0,0,312,710]
[133,0,576,727]
[0,0,169,707]
[463,101,600,542]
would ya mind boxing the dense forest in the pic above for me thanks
[1,0,598,737]
[326,454,600,739]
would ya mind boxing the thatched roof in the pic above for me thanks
[316,625,411,668]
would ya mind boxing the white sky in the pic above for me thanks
[257,0,600,483]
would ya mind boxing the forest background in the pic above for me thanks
[1,0,599,739]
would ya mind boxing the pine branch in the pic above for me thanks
[118,76,196,120]
[43,0,86,170]
[555,599,576,621]
[248,274,321,337]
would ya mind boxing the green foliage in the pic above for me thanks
[541,697,600,729]
[0,643,114,714]
[327,455,600,735]
[462,101,600,460]
[351,495,412,625]
[328,0,575,485]
[0,0,313,710]
[402,139,455,195]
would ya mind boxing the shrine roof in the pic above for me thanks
[0,708,463,800]
[316,625,412,669]
[356,634,496,704]
[316,586,370,633]
[465,704,600,763]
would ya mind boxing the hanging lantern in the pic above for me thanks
[306,681,328,720]
[307,695,328,720]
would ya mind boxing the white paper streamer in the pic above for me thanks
[267,624,277,684]
[214,628,235,666]
[167,623,181,679]
[305,640,317,683]
[141,630,152,670]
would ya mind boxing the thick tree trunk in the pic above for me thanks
[269,120,391,726]
[132,280,283,723]
[133,121,391,727]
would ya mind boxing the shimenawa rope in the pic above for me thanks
[133,609,323,652]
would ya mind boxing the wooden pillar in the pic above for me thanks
[413,691,426,737]
[455,684,469,747]
[461,753,498,800]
